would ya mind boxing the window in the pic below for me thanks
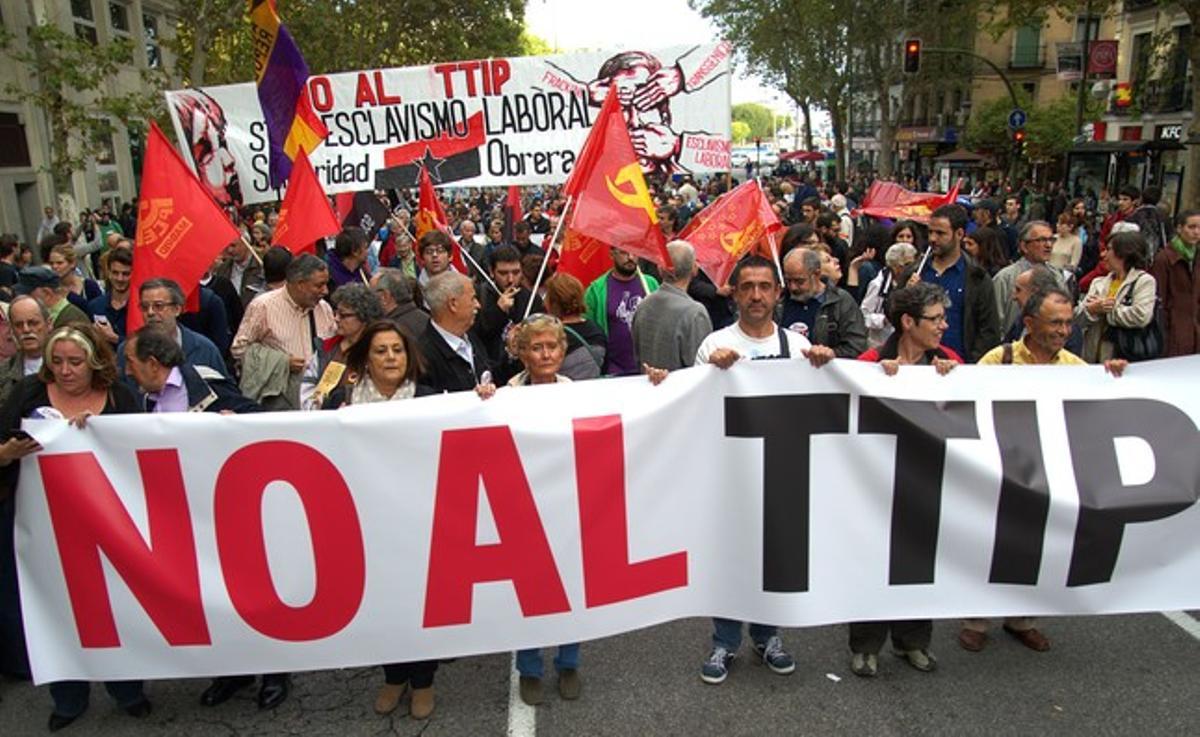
[1021,81,1037,98]
[144,14,161,68]
[72,0,98,45]
[1130,32,1153,87]
[0,113,32,168]
[1012,23,1043,68]
[1075,15,1101,43]
[109,2,130,35]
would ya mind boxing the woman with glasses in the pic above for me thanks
[849,283,961,677]
[301,284,383,410]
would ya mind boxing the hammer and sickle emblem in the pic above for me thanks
[605,163,659,224]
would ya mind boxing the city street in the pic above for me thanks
[2,612,1198,736]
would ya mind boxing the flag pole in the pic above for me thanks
[767,230,783,284]
[523,194,572,321]
[457,237,502,297]
[242,234,265,266]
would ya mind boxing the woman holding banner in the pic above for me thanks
[850,283,961,677]
[0,324,148,730]
[322,319,438,718]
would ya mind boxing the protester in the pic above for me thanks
[476,245,542,382]
[301,283,384,410]
[212,236,265,306]
[778,248,867,357]
[124,326,261,413]
[371,267,429,339]
[584,247,659,376]
[850,283,961,677]
[890,220,925,250]
[46,244,101,313]
[416,230,455,300]
[260,245,293,292]
[0,296,49,406]
[920,205,1000,362]
[1099,184,1138,248]
[1126,186,1173,258]
[0,324,147,730]
[322,320,438,719]
[1077,230,1158,363]
[118,278,229,379]
[328,226,371,289]
[1003,265,1063,343]
[860,242,918,349]
[1050,212,1083,272]
[543,272,606,380]
[651,255,835,685]
[86,247,133,345]
[962,226,1008,276]
[992,221,1060,337]
[416,271,493,393]
[632,240,711,371]
[15,266,89,330]
[1150,209,1200,356]
[231,253,336,409]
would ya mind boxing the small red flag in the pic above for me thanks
[503,185,523,243]
[128,123,240,334]
[853,180,962,223]
[565,92,670,270]
[414,166,468,273]
[556,228,613,289]
[272,150,340,254]
[679,180,782,286]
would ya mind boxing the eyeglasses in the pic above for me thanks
[335,311,360,321]
[422,246,449,256]
[1023,236,1054,244]
[139,301,177,313]
[917,312,948,324]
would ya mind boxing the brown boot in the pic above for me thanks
[373,683,407,715]
[409,686,435,720]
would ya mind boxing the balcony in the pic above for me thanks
[1010,44,1046,70]
[1124,0,1159,11]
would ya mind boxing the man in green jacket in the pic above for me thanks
[584,247,659,376]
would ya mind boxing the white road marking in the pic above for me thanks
[1161,610,1200,641]
[507,652,537,737]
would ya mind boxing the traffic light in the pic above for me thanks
[903,39,921,74]
[1012,128,1027,156]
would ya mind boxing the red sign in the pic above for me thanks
[1088,40,1118,79]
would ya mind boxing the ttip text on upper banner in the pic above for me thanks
[15,358,1200,683]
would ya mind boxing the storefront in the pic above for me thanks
[1065,137,1185,212]
[896,127,959,179]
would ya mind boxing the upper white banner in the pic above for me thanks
[15,358,1200,683]
[164,44,733,207]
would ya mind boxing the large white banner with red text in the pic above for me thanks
[164,44,733,207]
[15,358,1200,683]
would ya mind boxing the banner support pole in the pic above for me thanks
[523,194,573,321]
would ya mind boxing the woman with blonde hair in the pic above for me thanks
[46,243,101,313]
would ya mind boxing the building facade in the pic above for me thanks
[0,0,177,248]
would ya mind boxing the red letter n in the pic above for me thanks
[575,416,688,607]
[424,427,569,627]
[38,450,210,648]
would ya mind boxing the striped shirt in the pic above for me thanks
[231,286,336,363]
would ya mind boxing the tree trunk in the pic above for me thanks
[876,82,895,178]
[799,98,814,152]
[830,103,847,182]
[189,29,209,87]
[1184,12,1200,211]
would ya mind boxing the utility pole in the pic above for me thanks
[1075,0,1094,136]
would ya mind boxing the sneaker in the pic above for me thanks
[894,648,938,673]
[753,636,796,675]
[700,646,733,684]
[850,652,878,677]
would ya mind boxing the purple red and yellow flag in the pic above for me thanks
[249,0,328,189]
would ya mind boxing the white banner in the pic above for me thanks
[164,44,733,207]
[16,358,1200,683]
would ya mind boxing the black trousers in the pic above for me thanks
[848,619,933,654]
[382,660,438,689]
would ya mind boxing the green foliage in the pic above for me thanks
[965,91,1100,166]
[731,119,751,143]
[172,0,528,87]
[732,103,776,140]
[0,24,167,194]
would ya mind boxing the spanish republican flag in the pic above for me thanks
[564,92,670,269]
[414,166,468,274]
[678,180,782,286]
[249,0,328,189]
[273,150,339,255]
[128,123,240,334]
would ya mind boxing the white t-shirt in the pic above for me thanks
[695,323,812,365]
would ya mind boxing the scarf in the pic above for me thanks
[1170,235,1196,267]
[349,376,416,405]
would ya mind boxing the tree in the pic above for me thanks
[731,120,752,144]
[170,0,527,87]
[732,102,775,141]
[0,23,166,197]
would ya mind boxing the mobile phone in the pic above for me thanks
[93,315,110,327]
[3,429,32,442]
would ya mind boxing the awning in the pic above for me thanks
[779,150,827,162]
[934,148,993,165]
[1069,139,1184,154]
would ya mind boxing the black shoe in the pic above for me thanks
[123,699,152,718]
[257,675,290,710]
[47,712,79,732]
[200,675,255,707]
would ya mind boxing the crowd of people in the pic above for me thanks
[0,168,1195,731]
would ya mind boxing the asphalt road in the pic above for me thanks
[2,613,1199,736]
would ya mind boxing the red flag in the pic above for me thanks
[556,228,613,289]
[565,92,670,269]
[503,185,523,243]
[128,123,240,334]
[853,180,962,223]
[678,181,782,287]
[414,166,468,273]
[272,150,339,254]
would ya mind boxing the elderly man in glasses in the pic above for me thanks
[991,221,1066,339]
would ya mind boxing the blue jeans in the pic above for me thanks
[712,618,776,651]
[50,680,145,718]
[516,644,580,679]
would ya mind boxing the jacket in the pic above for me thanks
[0,354,26,408]
[239,341,299,410]
[212,255,265,307]
[117,325,230,381]
[961,255,1002,363]
[386,302,431,341]
[775,282,868,358]
[631,282,712,370]
[144,363,263,414]
[1150,243,1200,357]
[583,270,660,335]
[1075,267,1157,363]
[417,321,491,393]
